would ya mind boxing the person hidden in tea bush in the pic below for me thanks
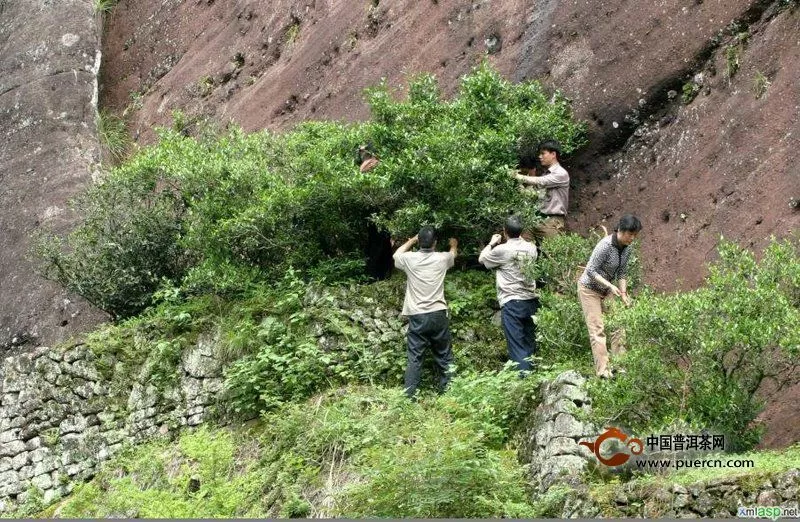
[511,140,570,241]
[478,215,539,374]
[393,226,458,398]
[358,144,380,173]
[577,214,642,379]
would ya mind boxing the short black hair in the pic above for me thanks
[617,214,642,233]
[418,226,437,249]
[538,140,562,160]
[356,143,376,163]
[504,215,524,238]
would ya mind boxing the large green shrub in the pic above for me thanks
[36,63,586,317]
[591,237,800,449]
[33,171,188,319]
[365,64,586,247]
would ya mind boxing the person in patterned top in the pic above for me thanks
[578,214,642,379]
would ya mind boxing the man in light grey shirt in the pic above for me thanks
[479,215,539,372]
[393,226,458,398]
[512,140,569,240]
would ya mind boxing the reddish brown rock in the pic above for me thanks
[100,0,798,293]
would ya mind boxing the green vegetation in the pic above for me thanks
[587,443,800,517]
[592,237,800,450]
[681,81,700,104]
[32,169,188,319]
[525,233,799,451]
[264,375,540,518]
[725,32,749,81]
[48,427,266,518]
[48,372,550,518]
[35,63,586,319]
[752,70,771,99]
[75,268,506,417]
[94,0,118,15]
[526,231,638,369]
[28,62,800,518]
[95,109,130,163]
[285,22,301,45]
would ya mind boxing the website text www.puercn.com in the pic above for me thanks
[634,457,755,470]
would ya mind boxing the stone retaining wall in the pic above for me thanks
[563,469,800,518]
[0,338,222,513]
[519,370,597,492]
[519,371,800,519]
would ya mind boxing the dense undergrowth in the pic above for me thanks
[35,231,796,518]
[43,373,555,518]
[25,63,800,517]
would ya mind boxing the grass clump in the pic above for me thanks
[96,109,130,163]
[681,81,700,104]
[725,32,749,82]
[752,70,771,99]
[94,0,118,15]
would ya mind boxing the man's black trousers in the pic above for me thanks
[404,309,454,397]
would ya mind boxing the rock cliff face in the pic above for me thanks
[0,0,107,351]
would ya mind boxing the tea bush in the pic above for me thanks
[36,63,586,318]
[591,237,800,449]
[32,171,188,319]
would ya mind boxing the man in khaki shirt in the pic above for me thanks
[479,215,539,372]
[512,140,569,241]
[393,226,458,398]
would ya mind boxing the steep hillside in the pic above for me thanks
[100,0,799,291]
[3,0,796,349]
[95,0,800,450]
